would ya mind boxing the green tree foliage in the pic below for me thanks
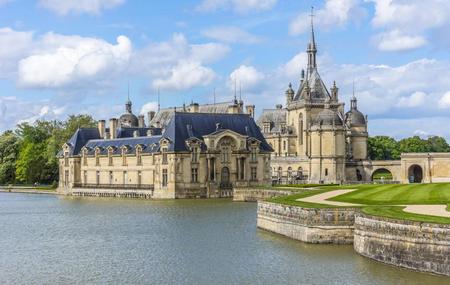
[13,115,96,185]
[369,135,450,160]
[368,136,400,160]
[0,131,21,184]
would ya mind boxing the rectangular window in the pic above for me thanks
[122,150,127,166]
[109,171,113,185]
[83,171,87,184]
[64,170,69,186]
[108,153,113,166]
[192,147,199,163]
[191,168,198,183]
[123,171,127,185]
[162,148,168,164]
[251,167,257,181]
[240,158,245,180]
[162,169,168,187]
[325,168,328,176]
[96,171,100,185]
[137,149,142,166]
[210,158,215,181]
[137,171,142,186]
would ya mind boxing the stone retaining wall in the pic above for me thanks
[257,201,356,244]
[233,188,294,202]
[354,213,450,276]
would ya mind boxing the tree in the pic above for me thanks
[398,136,430,153]
[0,131,21,184]
[368,136,400,160]
[426,136,450,152]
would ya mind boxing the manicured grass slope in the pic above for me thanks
[329,183,450,205]
[268,183,450,224]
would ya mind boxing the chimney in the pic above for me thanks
[138,115,145,128]
[189,102,199,113]
[148,111,156,126]
[228,104,239,114]
[98,120,106,139]
[109,118,118,139]
[246,105,255,118]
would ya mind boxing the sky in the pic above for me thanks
[1,0,450,139]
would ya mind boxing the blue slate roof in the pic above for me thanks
[162,112,273,152]
[62,112,273,157]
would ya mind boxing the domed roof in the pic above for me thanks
[345,96,366,126]
[345,109,366,126]
[313,107,343,126]
[119,113,139,127]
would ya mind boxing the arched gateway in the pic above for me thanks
[408,165,423,183]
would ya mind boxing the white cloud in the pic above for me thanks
[202,26,262,44]
[134,33,229,91]
[290,0,365,35]
[375,30,427,51]
[438,92,450,109]
[397,91,426,108]
[39,0,125,15]
[152,60,216,91]
[18,34,131,88]
[228,65,265,91]
[196,0,277,13]
[140,101,158,115]
[369,0,450,51]
[0,27,33,78]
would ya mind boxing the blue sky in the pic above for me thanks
[1,0,450,139]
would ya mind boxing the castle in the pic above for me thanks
[58,13,450,198]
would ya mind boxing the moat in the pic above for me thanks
[0,193,448,285]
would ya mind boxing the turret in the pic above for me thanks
[331,81,338,102]
[285,83,294,105]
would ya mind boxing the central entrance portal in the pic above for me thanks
[220,167,232,197]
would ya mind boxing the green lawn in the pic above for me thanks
[267,183,450,224]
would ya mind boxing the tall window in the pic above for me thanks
[283,141,286,151]
[251,167,257,181]
[278,167,282,179]
[137,171,142,186]
[239,158,245,180]
[162,147,168,164]
[325,168,329,176]
[162,169,168,187]
[123,171,127,185]
[192,147,199,163]
[210,158,215,181]
[221,146,230,163]
[251,146,258,163]
[299,113,304,145]
[136,147,142,166]
[96,171,100,185]
[191,168,198,182]
[109,171,113,185]
[263,123,270,133]
[83,171,87,184]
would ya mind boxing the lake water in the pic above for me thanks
[0,193,448,285]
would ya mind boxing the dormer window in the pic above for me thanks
[64,151,69,166]
[136,146,142,166]
[263,123,270,133]
[280,123,286,133]
[121,148,127,166]
[95,149,100,166]
[82,149,88,166]
[108,149,114,166]
[251,146,258,163]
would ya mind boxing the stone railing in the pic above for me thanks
[233,187,294,202]
[73,183,154,190]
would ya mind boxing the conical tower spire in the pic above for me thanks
[307,6,317,74]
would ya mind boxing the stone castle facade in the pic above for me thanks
[58,99,271,198]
